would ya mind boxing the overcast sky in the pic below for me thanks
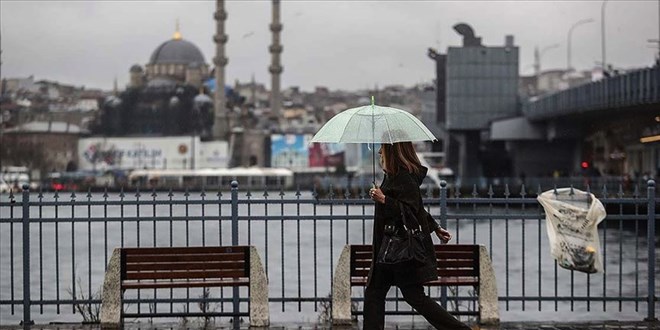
[1,0,658,92]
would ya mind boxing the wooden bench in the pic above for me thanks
[331,244,499,325]
[100,246,269,327]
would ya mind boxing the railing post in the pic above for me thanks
[439,180,448,308]
[21,184,33,327]
[646,180,656,321]
[230,180,240,327]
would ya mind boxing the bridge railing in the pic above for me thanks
[0,181,657,325]
[523,66,660,120]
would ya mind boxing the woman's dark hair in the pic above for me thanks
[381,142,421,175]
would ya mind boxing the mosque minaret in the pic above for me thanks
[213,0,229,140]
[269,0,283,123]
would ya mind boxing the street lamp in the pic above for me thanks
[567,18,595,71]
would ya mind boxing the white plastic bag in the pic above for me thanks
[537,188,606,274]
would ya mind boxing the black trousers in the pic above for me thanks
[363,265,471,330]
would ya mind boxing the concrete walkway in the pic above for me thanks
[2,321,659,329]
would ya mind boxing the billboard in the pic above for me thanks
[308,143,345,167]
[78,137,228,170]
[270,134,346,169]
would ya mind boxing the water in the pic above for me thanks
[0,192,658,325]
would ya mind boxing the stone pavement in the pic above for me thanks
[2,321,660,329]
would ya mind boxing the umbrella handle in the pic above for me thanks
[371,96,376,187]
[372,143,376,187]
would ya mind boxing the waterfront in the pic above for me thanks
[1,190,658,326]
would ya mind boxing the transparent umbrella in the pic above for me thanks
[310,97,437,185]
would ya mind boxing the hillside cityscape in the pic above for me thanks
[1,1,658,194]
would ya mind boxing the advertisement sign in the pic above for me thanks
[308,142,345,167]
[270,134,346,169]
[198,141,229,169]
[271,134,310,168]
[78,137,229,170]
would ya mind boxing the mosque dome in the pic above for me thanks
[149,38,205,65]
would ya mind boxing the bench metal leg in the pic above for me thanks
[100,248,122,327]
[332,245,352,325]
[249,246,270,327]
[478,245,500,325]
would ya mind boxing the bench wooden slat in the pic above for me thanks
[122,279,249,289]
[352,260,372,268]
[352,250,372,257]
[350,277,478,286]
[437,269,478,277]
[351,268,477,278]
[352,259,476,269]
[351,268,371,277]
[435,251,477,259]
[439,260,478,268]
[124,269,246,280]
[121,246,248,255]
[425,277,479,286]
[125,261,246,272]
[433,245,479,252]
[124,253,246,263]
[351,245,372,252]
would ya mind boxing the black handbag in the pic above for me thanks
[376,203,427,266]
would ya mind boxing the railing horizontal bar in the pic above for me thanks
[123,312,249,318]
[0,298,249,305]
[446,198,651,205]
[0,213,653,224]
[498,296,649,302]
[3,216,233,223]
[353,310,478,316]
[445,214,648,221]
[23,200,233,207]
[3,197,653,208]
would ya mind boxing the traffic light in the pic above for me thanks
[581,161,589,169]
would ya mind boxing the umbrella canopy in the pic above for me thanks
[310,102,437,144]
[310,98,437,186]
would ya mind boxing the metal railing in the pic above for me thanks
[0,180,657,325]
[523,66,660,120]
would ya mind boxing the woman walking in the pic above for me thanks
[365,142,472,330]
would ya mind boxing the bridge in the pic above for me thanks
[489,65,660,182]
[523,66,660,120]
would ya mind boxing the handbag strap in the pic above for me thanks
[398,203,422,231]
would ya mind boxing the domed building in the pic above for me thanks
[130,28,209,89]
[93,26,216,139]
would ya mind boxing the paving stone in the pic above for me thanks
[1,321,659,330]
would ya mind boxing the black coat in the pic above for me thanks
[367,166,441,286]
